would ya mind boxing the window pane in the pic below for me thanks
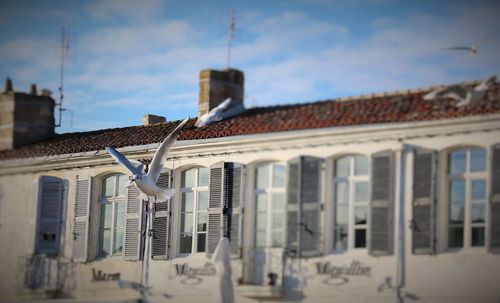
[103,176,115,198]
[334,225,348,250]
[471,227,485,247]
[272,213,284,229]
[101,229,111,256]
[182,169,196,188]
[256,194,267,211]
[115,202,125,228]
[449,180,465,204]
[354,182,368,203]
[256,165,270,189]
[354,155,368,176]
[354,206,367,225]
[273,164,286,188]
[272,193,285,210]
[449,149,466,175]
[256,213,267,230]
[198,191,208,210]
[354,229,366,248]
[113,229,123,254]
[470,148,486,172]
[335,182,349,205]
[182,192,194,212]
[336,205,349,225]
[471,204,485,223]
[197,233,206,252]
[449,204,465,224]
[101,204,113,228]
[180,234,192,253]
[197,213,207,232]
[198,167,208,186]
[181,213,193,233]
[335,157,350,177]
[271,231,284,247]
[256,231,266,247]
[448,227,463,248]
[117,174,127,196]
[471,179,486,200]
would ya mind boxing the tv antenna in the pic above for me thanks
[226,10,235,69]
[56,20,73,128]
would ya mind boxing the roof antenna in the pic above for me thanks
[56,20,73,128]
[226,10,235,69]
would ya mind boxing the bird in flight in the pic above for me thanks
[105,118,188,201]
[424,76,496,107]
[195,98,245,127]
[442,34,490,55]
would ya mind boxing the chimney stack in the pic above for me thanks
[4,77,13,92]
[198,68,244,117]
[142,114,166,126]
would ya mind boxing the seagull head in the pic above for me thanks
[128,174,143,185]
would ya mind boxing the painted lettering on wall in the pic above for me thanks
[315,261,371,278]
[173,262,216,278]
[91,268,121,282]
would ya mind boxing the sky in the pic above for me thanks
[0,0,499,134]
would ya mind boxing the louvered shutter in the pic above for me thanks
[369,150,395,256]
[412,148,436,254]
[152,170,172,259]
[489,143,500,253]
[207,162,223,256]
[223,163,245,257]
[36,176,64,255]
[124,185,143,260]
[73,176,92,262]
[286,156,324,258]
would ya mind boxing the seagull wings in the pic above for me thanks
[106,147,143,176]
[147,118,189,183]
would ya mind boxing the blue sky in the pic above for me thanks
[1,0,499,133]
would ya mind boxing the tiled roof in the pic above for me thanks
[1,81,499,160]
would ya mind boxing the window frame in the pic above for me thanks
[332,154,370,252]
[445,146,489,250]
[97,173,126,258]
[178,167,209,255]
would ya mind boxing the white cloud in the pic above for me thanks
[86,0,165,22]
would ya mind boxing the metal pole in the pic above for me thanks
[395,147,407,303]
[140,197,153,302]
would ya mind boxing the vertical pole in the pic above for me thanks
[226,10,235,69]
[140,196,153,302]
[395,146,407,303]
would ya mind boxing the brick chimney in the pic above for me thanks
[198,68,244,117]
[0,79,55,150]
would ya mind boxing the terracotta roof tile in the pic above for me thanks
[1,81,499,160]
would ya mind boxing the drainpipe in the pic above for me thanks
[395,144,408,303]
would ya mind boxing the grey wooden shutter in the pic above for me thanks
[286,156,324,258]
[36,176,64,255]
[412,148,436,254]
[152,170,172,259]
[73,176,92,262]
[369,150,395,256]
[223,163,245,257]
[124,184,143,260]
[207,162,224,256]
[489,143,500,253]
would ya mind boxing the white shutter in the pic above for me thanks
[36,176,64,255]
[207,162,224,256]
[73,176,92,262]
[152,170,172,259]
[489,143,500,253]
[124,185,143,261]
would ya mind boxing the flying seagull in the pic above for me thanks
[424,76,496,107]
[195,98,245,127]
[105,118,188,201]
[442,34,490,55]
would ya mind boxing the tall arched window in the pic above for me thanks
[333,155,369,250]
[447,147,487,248]
[179,167,209,254]
[254,162,286,248]
[99,173,127,257]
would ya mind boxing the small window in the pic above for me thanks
[447,147,487,248]
[179,167,209,254]
[333,155,370,250]
[254,162,286,248]
[98,174,126,257]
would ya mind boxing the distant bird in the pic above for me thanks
[424,76,496,107]
[105,118,188,201]
[442,34,490,55]
[195,98,245,127]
